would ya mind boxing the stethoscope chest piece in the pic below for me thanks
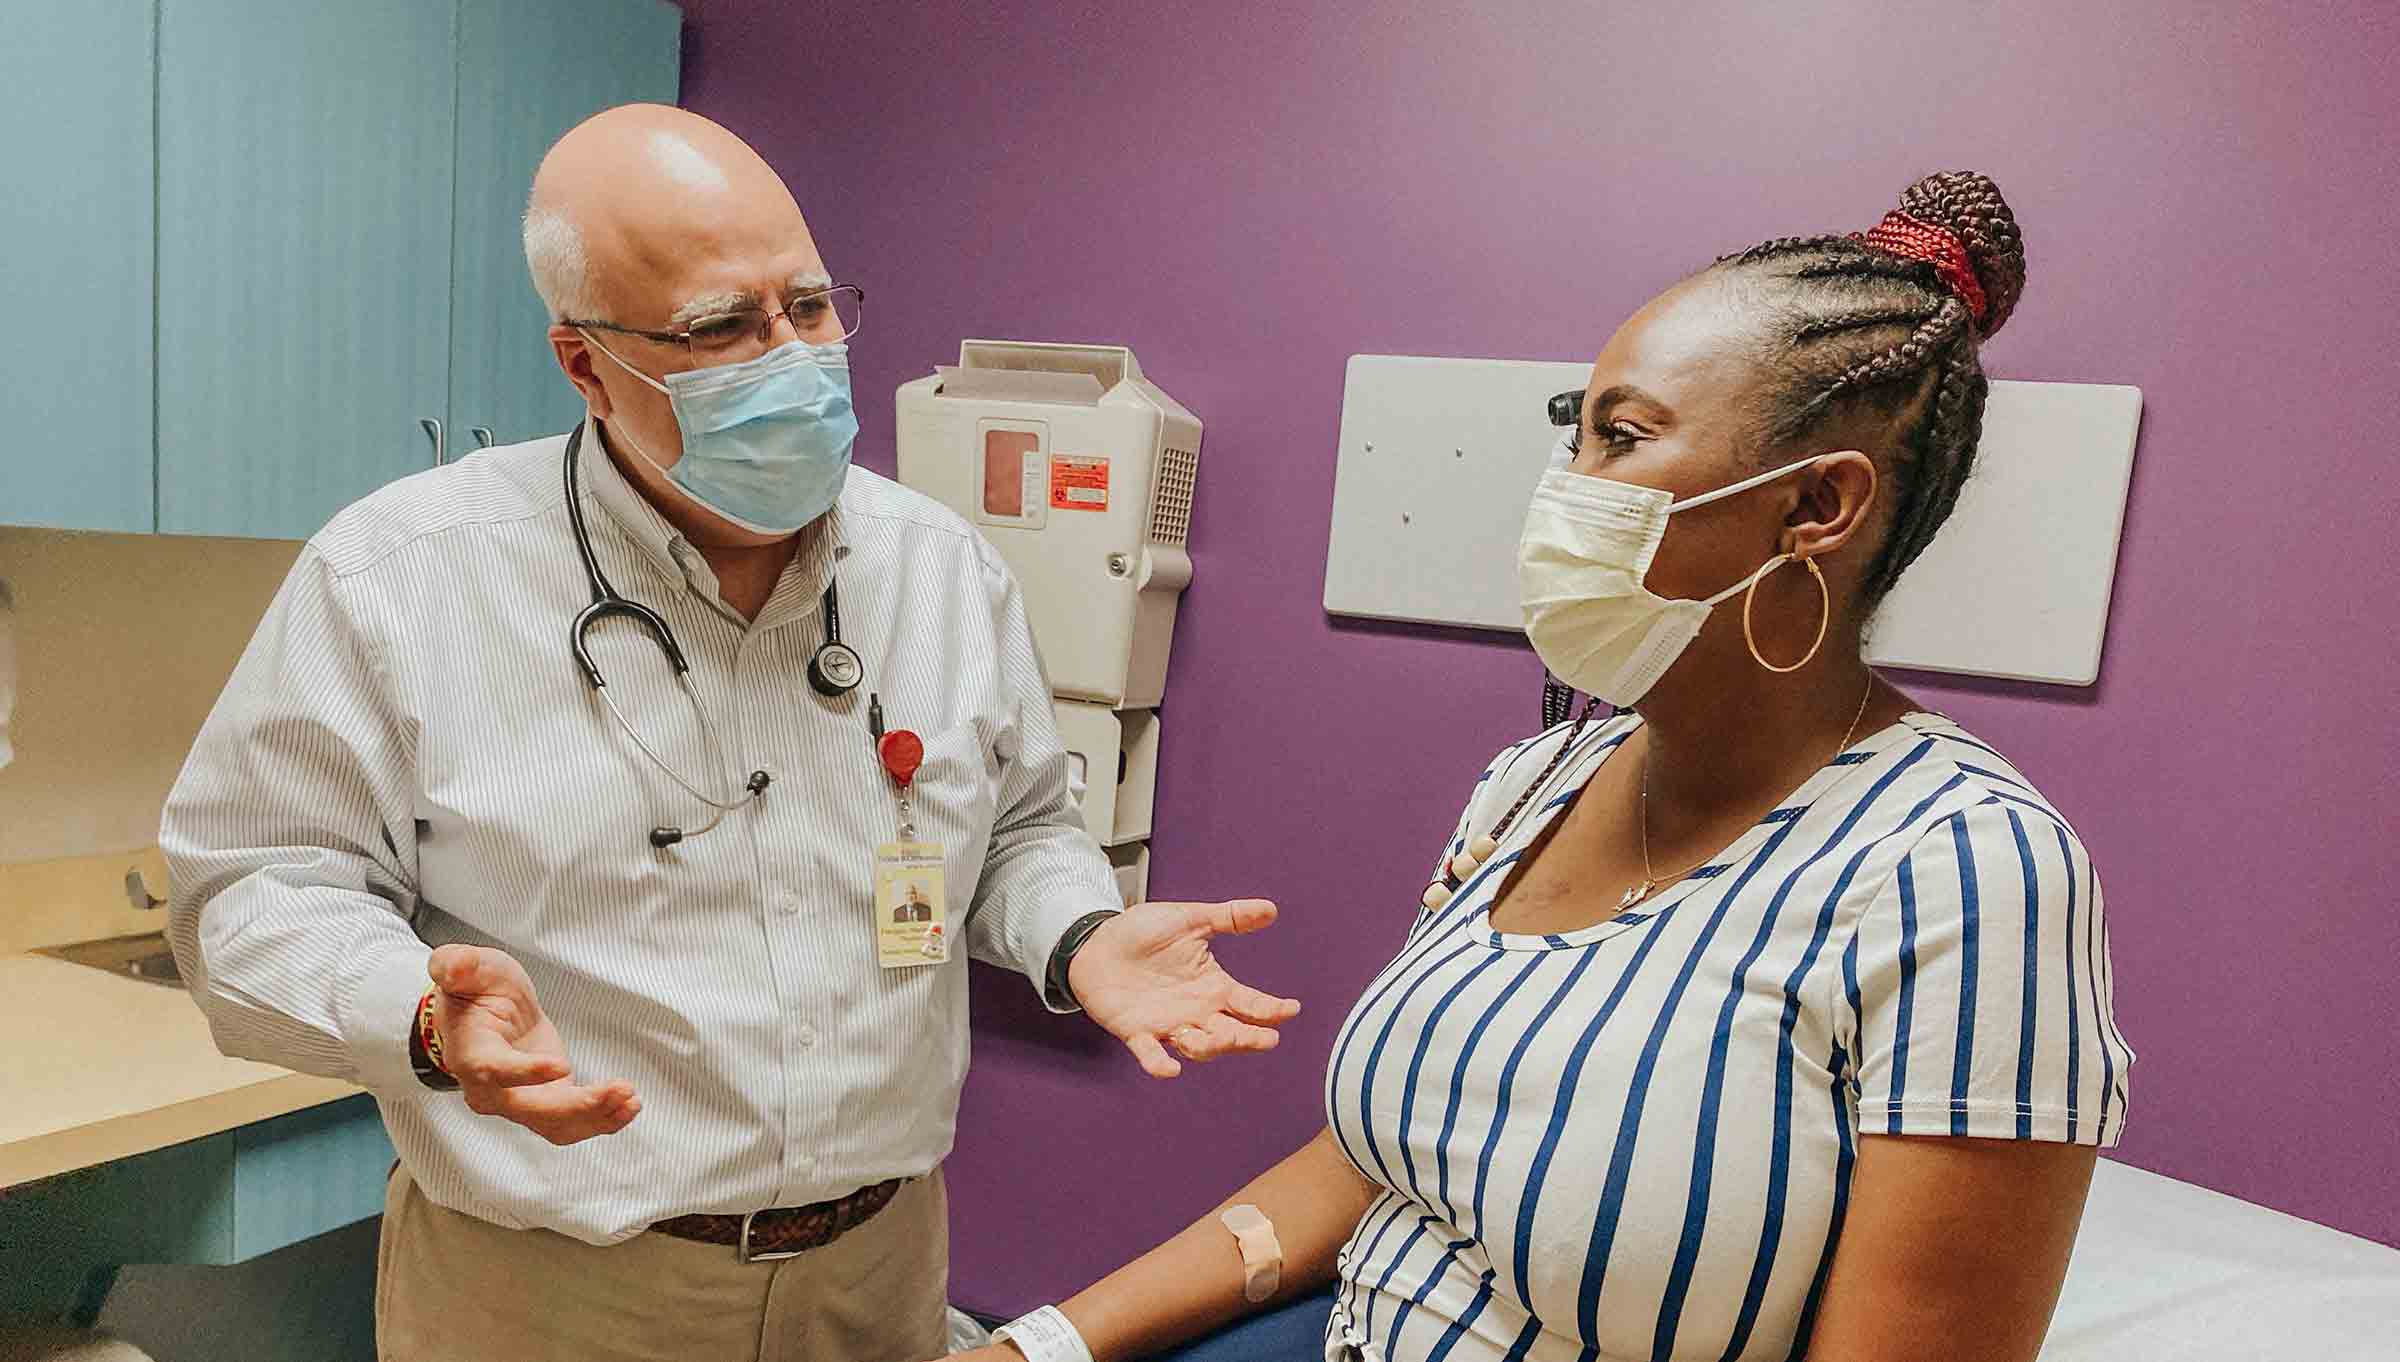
[809,640,863,697]
[806,578,861,697]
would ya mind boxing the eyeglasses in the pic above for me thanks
[565,283,865,360]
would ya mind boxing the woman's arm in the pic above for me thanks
[973,1127,1381,1362]
[1803,1134,2097,1361]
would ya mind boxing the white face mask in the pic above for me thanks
[1518,453,1823,707]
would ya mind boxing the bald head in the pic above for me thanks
[523,105,826,327]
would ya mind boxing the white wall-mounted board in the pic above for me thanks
[1323,354,2141,686]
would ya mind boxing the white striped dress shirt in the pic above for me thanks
[163,420,1120,1245]
[1323,711,2133,1362]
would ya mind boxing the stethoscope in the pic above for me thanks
[562,423,865,848]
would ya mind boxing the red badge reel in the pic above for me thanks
[878,729,924,790]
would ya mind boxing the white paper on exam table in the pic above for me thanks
[2039,1159,2400,1360]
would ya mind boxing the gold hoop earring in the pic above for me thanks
[1743,554,1830,674]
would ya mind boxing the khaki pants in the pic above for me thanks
[376,1163,950,1362]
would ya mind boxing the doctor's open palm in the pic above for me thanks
[1068,898,1303,1079]
[426,944,641,1145]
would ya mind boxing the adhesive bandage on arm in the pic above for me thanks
[1219,1203,1284,1303]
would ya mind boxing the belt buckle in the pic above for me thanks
[737,1209,804,1264]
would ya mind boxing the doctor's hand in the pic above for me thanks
[426,945,642,1144]
[1068,899,1302,1079]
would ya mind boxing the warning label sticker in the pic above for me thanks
[1050,455,1110,511]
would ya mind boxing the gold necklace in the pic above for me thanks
[1623,676,1878,912]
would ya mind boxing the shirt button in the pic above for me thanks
[796,1024,818,1048]
[777,891,801,915]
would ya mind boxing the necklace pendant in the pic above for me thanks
[1619,879,1655,911]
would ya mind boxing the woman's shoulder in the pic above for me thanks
[1450,711,1642,829]
[1878,712,2094,875]
[1895,713,2075,820]
[1477,710,1641,788]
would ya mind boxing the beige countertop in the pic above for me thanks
[0,950,359,1188]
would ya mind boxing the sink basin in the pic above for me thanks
[35,932,185,988]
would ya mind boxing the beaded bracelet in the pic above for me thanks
[416,989,450,1075]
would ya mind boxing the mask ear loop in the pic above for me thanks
[579,329,690,482]
[1742,553,1830,673]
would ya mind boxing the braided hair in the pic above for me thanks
[1712,171,2027,600]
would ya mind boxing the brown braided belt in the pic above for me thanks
[653,1177,908,1263]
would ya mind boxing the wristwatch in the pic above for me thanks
[1043,910,1121,1011]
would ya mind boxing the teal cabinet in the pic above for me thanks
[156,0,461,540]
[230,1096,397,1262]
[450,0,684,453]
[0,1135,234,1322]
[0,3,158,533]
[0,0,680,542]
[0,1096,393,1324]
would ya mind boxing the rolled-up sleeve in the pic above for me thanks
[959,542,1121,1011]
[162,545,430,1094]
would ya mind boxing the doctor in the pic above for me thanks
[163,104,1298,1362]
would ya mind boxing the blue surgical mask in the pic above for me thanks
[584,334,858,534]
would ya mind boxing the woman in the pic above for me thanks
[955,171,2132,1362]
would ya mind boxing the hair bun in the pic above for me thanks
[1894,171,2026,337]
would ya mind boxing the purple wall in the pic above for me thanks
[680,0,2400,1309]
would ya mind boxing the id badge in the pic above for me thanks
[875,841,949,968]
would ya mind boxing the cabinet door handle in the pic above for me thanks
[470,426,496,449]
[420,417,447,466]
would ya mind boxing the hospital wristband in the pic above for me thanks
[991,1305,1096,1362]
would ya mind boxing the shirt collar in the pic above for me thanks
[575,413,851,626]
[753,511,845,633]
[578,414,684,580]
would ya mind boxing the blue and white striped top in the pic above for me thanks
[1322,711,2132,1362]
